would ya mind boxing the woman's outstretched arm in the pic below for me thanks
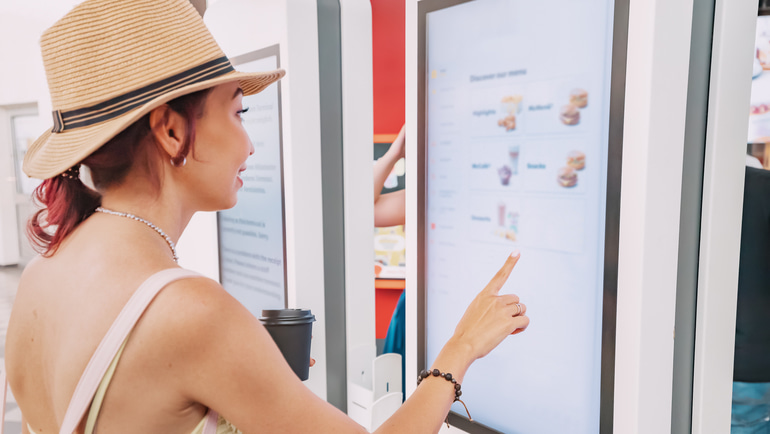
[373,125,405,205]
[158,253,526,433]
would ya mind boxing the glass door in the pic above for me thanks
[9,107,41,264]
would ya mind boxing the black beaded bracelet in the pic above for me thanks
[417,369,472,425]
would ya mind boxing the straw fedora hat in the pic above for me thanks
[23,0,285,180]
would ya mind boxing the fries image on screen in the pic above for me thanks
[498,94,523,132]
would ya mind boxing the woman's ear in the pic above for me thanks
[149,104,187,161]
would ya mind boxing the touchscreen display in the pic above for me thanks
[218,49,287,315]
[748,16,770,143]
[424,1,615,432]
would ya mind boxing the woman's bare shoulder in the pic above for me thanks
[16,255,45,286]
[131,272,254,356]
[137,272,229,322]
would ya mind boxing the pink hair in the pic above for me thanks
[28,88,211,256]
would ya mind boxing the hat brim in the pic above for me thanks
[23,69,285,180]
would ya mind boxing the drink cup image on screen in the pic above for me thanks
[493,203,519,242]
[259,309,315,381]
[508,211,520,233]
[495,216,519,242]
[508,145,520,175]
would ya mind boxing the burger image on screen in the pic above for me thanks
[567,150,586,170]
[560,104,580,126]
[569,88,588,108]
[557,166,578,188]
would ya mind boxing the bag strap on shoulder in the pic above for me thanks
[58,268,208,434]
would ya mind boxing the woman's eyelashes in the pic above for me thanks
[236,106,250,120]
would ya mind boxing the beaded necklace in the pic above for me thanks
[95,207,178,262]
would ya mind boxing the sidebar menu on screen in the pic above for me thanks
[424,1,614,433]
[218,50,287,316]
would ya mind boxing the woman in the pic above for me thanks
[6,0,529,433]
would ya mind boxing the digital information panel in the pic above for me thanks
[218,45,287,316]
[420,1,621,433]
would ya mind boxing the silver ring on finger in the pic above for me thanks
[515,303,522,316]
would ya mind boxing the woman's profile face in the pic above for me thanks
[182,81,253,211]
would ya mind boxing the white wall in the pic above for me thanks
[0,1,83,265]
[0,107,20,266]
[0,1,83,118]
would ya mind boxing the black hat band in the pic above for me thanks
[51,56,234,133]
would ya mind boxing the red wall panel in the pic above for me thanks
[371,0,405,139]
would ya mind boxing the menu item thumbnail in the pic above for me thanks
[493,204,519,242]
[501,94,524,114]
[497,95,523,132]
[557,166,578,188]
[560,104,580,126]
[567,150,586,170]
[570,88,589,108]
[498,114,517,131]
[509,145,520,175]
[493,228,518,242]
[498,165,512,185]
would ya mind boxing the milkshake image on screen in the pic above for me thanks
[508,145,520,175]
[498,203,506,227]
[498,165,512,186]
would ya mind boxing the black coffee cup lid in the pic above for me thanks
[259,309,316,325]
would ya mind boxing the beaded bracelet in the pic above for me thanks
[417,369,472,426]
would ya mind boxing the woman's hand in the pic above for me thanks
[450,251,529,361]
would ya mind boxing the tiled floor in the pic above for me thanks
[1,265,23,434]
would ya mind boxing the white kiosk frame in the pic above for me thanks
[405,0,757,432]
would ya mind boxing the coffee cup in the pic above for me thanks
[259,309,316,381]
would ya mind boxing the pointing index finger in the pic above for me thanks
[486,251,521,295]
